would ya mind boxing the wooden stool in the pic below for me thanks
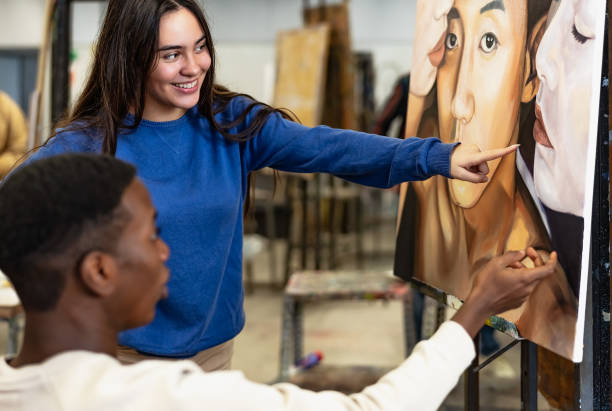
[278,270,414,384]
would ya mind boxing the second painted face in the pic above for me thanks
[436,0,528,208]
[144,7,211,122]
[533,0,598,217]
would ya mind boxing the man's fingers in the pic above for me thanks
[470,145,519,165]
[510,261,526,269]
[498,250,527,267]
[521,252,557,282]
[525,247,544,267]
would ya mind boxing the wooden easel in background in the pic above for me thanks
[27,0,56,150]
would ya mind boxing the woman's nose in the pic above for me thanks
[181,53,200,77]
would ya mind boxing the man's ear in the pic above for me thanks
[79,251,119,297]
[521,15,547,103]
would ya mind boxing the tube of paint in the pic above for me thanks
[295,350,323,370]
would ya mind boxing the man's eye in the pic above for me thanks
[151,227,162,241]
[479,32,498,53]
[445,33,459,50]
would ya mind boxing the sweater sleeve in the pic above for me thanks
[170,321,474,411]
[21,129,101,165]
[243,110,456,189]
[37,323,473,410]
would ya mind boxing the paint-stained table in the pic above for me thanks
[278,270,414,383]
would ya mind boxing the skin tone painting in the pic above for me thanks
[395,0,606,362]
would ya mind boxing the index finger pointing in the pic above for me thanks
[471,145,519,165]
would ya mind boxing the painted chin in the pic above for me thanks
[449,180,486,208]
[447,121,492,208]
[448,126,486,208]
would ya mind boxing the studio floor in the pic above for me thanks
[233,214,557,410]
[0,199,556,410]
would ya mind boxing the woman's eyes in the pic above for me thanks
[571,24,589,44]
[479,32,498,53]
[162,43,206,61]
[163,52,179,61]
[445,32,459,50]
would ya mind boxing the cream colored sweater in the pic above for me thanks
[0,321,474,411]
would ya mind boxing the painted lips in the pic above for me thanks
[533,104,554,149]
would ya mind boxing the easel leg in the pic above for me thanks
[465,332,480,410]
[520,340,538,411]
[7,316,21,356]
[279,296,294,381]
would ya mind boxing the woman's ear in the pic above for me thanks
[78,251,119,297]
[522,15,548,103]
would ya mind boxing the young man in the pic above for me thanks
[0,153,555,410]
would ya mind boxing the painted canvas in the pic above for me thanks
[394,0,606,362]
[273,25,330,127]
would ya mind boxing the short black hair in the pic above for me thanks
[0,154,137,311]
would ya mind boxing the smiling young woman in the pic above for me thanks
[26,0,517,371]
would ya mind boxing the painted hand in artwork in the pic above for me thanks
[410,0,454,96]
[450,143,519,183]
[453,248,557,338]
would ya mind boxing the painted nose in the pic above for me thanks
[535,20,559,92]
[451,52,475,124]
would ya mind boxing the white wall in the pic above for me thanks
[0,0,418,110]
[0,0,46,49]
[206,0,417,107]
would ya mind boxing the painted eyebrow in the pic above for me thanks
[158,34,206,52]
[448,7,459,20]
[480,0,505,14]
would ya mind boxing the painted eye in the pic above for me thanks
[479,32,498,53]
[445,32,459,50]
[571,24,589,44]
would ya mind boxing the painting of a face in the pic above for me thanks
[533,0,597,217]
[436,0,528,208]
[397,0,606,363]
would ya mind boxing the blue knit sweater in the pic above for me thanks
[27,96,455,356]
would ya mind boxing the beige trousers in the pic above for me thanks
[116,339,233,372]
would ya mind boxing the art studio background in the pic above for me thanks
[0,1,610,410]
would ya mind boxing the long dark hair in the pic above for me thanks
[52,0,292,154]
